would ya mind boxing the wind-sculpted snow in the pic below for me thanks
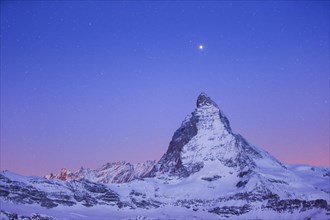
[1,93,329,219]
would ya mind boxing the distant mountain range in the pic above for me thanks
[1,93,329,219]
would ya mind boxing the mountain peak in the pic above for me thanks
[1,93,329,219]
[196,92,218,108]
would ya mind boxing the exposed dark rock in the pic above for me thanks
[0,211,18,220]
[83,181,108,193]
[0,211,56,220]
[209,204,251,216]
[323,171,330,177]
[148,111,198,177]
[216,191,280,203]
[238,169,252,178]
[52,199,75,206]
[201,175,221,181]
[97,191,121,205]
[130,190,146,197]
[236,180,248,188]
[0,189,9,197]
[131,198,162,209]
[267,178,288,185]
[197,92,219,108]
[263,199,329,213]
[0,175,12,183]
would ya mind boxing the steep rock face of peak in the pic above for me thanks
[197,92,232,133]
[150,92,282,179]
[149,113,198,177]
[196,92,218,108]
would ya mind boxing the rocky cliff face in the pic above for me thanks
[1,93,329,219]
[149,92,233,178]
[150,92,283,180]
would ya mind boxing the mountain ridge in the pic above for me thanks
[1,92,329,219]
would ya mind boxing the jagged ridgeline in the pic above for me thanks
[1,93,329,219]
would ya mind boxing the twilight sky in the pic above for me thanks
[1,1,329,176]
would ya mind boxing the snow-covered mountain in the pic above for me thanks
[1,93,329,219]
[44,160,156,183]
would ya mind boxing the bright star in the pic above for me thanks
[198,45,204,50]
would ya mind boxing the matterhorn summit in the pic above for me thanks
[196,92,219,107]
[1,93,329,219]
[151,92,283,181]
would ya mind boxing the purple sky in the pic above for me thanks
[1,1,329,176]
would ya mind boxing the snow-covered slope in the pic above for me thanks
[1,93,329,219]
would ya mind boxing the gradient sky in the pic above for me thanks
[1,1,329,176]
